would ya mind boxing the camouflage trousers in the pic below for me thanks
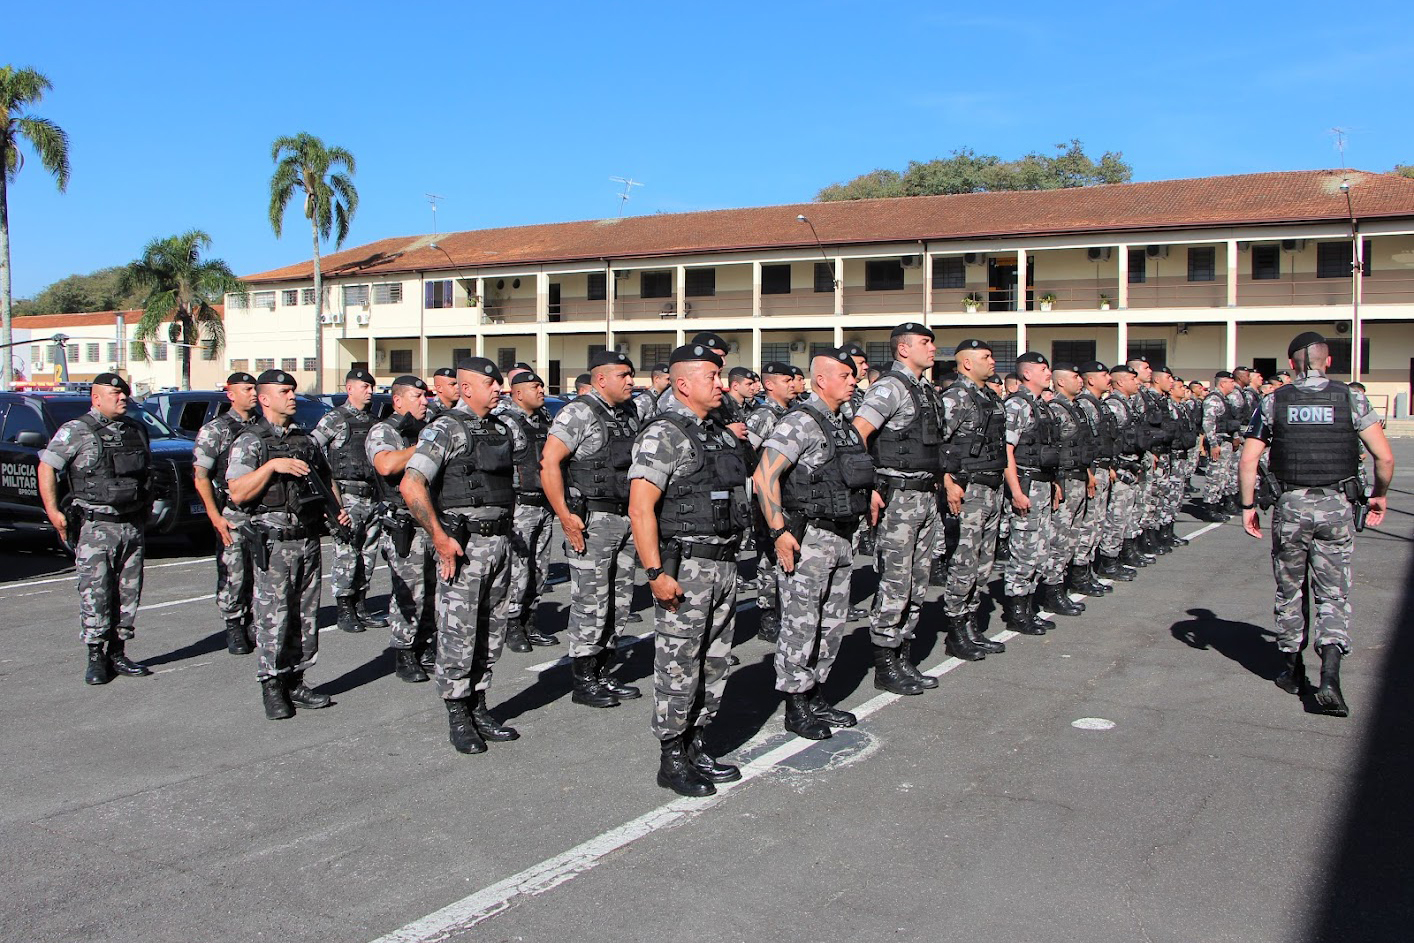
[1099,466,1141,557]
[383,525,435,650]
[1203,441,1234,503]
[1270,491,1355,655]
[869,487,940,648]
[775,526,854,693]
[214,508,253,621]
[942,482,1003,618]
[331,490,383,599]
[1168,448,1197,518]
[652,554,737,740]
[253,536,321,681]
[1226,439,1245,496]
[756,557,779,614]
[75,520,145,644]
[1139,457,1175,528]
[565,511,636,658]
[435,531,511,701]
[1003,476,1054,596]
[508,502,553,620]
[1042,476,1089,582]
[1074,469,1111,566]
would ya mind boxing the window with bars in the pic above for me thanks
[152,343,169,361]
[587,272,607,301]
[30,345,41,363]
[865,259,905,291]
[343,284,370,307]
[989,341,1019,376]
[497,348,517,371]
[452,348,472,365]
[67,344,79,362]
[640,343,672,367]
[227,292,249,309]
[46,345,59,363]
[759,343,791,364]
[813,262,836,293]
[761,264,791,295]
[389,350,413,374]
[1251,245,1280,280]
[809,343,834,360]
[303,357,316,371]
[86,343,100,362]
[1126,340,1167,368]
[229,359,249,372]
[130,342,146,361]
[425,279,454,308]
[255,358,275,371]
[1187,247,1216,282]
[1316,241,1371,278]
[641,271,673,299]
[1051,340,1097,366]
[281,357,297,372]
[252,291,276,309]
[301,287,317,305]
[684,268,716,297]
[932,257,966,289]
[281,289,300,306]
[1127,249,1147,284]
[107,343,119,363]
[866,341,892,366]
[373,282,403,304]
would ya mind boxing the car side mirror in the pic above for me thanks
[15,431,49,448]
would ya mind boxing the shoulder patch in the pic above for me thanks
[419,427,439,441]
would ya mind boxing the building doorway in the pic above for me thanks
[987,257,1034,312]
[548,359,561,395]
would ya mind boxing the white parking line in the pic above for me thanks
[138,593,216,612]
[0,555,215,592]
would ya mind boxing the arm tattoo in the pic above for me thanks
[402,468,441,535]
[754,448,791,528]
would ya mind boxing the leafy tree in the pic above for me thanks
[121,230,243,391]
[13,266,143,315]
[817,140,1131,201]
[0,66,70,388]
[1395,165,1414,179]
[269,133,358,389]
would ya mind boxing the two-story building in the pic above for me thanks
[9,310,225,393]
[227,169,1414,413]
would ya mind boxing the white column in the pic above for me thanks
[535,329,549,372]
[1115,319,1128,366]
[1225,320,1238,371]
[833,324,844,345]
[1226,240,1239,308]
[675,326,686,346]
[474,277,485,314]
[535,272,549,322]
[367,334,376,376]
[1116,245,1129,309]
[1016,320,1028,354]
[751,261,762,318]
[419,334,429,378]
[475,333,485,358]
[922,253,934,323]
[751,324,762,367]
[1016,250,1028,312]
[675,265,686,320]
[833,256,844,316]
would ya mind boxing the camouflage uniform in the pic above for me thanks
[1042,395,1090,584]
[1099,394,1142,557]
[193,410,260,623]
[1201,393,1235,505]
[630,392,744,740]
[311,405,383,601]
[39,412,146,644]
[498,401,555,626]
[1135,388,1172,531]
[745,397,791,615]
[1224,388,1250,500]
[366,420,435,652]
[548,392,639,658]
[939,377,1006,619]
[1073,394,1111,567]
[406,406,514,700]
[855,363,942,649]
[1003,388,1055,596]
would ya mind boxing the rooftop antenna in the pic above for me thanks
[610,176,643,216]
[426,192,445,234]
[1330,127,1348,169]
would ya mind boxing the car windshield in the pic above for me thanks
[43,399,180,438]
[292,396,332,430]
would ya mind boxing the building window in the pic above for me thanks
[1126,340,1167,368]
[30,345,41,363]
[281,289,300,306]
[1052,340,1097,365]
[254,358,275,371]
[1316,240,1372,278]
[154,343,170,361]
[866,341,891,366]
[587,272,607,301]
[372,282,403,305]
[497,348,516,371]
[1127,249,1147,284]
[86,343,100,362]
[988,341,1018,376]
[932,257,966,289]
[279,357,296,372]
[865,259,905,291]
[229,359,249,372]
[130,342,146,361]
[1326,338,1370,374]
[761,264,791,295]
[301,287,317,305]
[684,268,716,297]
[760,342,791,364]
[641,271,673,299]
[813,262,836,293]
[389,349,413,374]
[252,291,276,309]
[1251,245,1280,280]
[46,344,59,362]
[452,347,472,365]
[227,292,249,309]
[343,284,370,307]
[1187,247,1216,282]
[424,279,454,309]
[586,344,607,363]
[68,343,79,362]
[640,343,672,368]
[302,357,316,371]
[107,343,119,362]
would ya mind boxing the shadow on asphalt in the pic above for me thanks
[144,629,228,668]
[319,649,396,697]
[0,531,207,584]
[1170,607,1284,683]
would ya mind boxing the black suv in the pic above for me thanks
[0,393,207,540]
[312,392,394,421]
[143,390,333,438]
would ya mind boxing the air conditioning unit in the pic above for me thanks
[1086,247,1113,262]
[963,252,988,266]
[727,340,740,354]
[1336,321,1352,335]
[320,310,344,325]
[614,342,630,355]
[355,311,371,326]
[1281,239,1306,253]
[613,269,631,279]
[900,255,922,268]
[1145,245,1170,259]
[789,341,806,353]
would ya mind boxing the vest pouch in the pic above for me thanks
[105,478,142,506]
[111,449,147,477]
[1039,445,1061,468]
[709,491,735,536]
[473,438,513,475]
[608,437,634,472]
[839,450,876,490]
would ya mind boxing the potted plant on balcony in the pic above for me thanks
[1038,292,1057,312]
[1098,293,1112,311]
[963,292,985,313]
[465,293,481,307]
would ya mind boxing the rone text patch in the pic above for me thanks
[1287,405,1334,424]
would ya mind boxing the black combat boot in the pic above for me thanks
[226,617,254,655]
[785,691,832,739]
[1002,595,1046,635]
[658,735,714,796]
[106,636,151,677]
[1193,502,1225,523]
[394,648,429,683]
[872,645,925,695]
[1313,646,1350,717]
[523,611,559,647]
[898,639,941,685]
[929,555,947,586]
[1097,554,1137,581]
[596,648,641,699]
[445,698,487,754]
[996,535,1011,560]
[757,608,781,643]
[243,614,256,648]
[1119,538,1150,568]
[418,636,437,670]
[570,655,619,708]
[355,593,390,629]
[504,618,533,654]
[966,611,1006,653]
[262,677,294,720]
[471,691,519,741]
[1274,651,1306,696]
[943,614,987,662]
[808,691,858,727]
[1222,494,1241,516]
[336,596,364,633]
[1166,523,1189,547]
[686,730,741,782]
[1067,563,1105,598]
[1024,594,1055,632]
[85,643,113,685]
[1088,562,1115,593]
[1146,528,1172,556]
[1038,581,1085,617]
[287,673,332,708]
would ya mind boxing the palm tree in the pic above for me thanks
[122,230,243,390]
[268,133,357,390]
[1,66,70,390]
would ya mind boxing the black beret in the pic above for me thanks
[985,375,1004,385]
[890,321,934,340]
[1051,363,1081,374]
[433,367,457,379]
[456,357,503,384]
[652,362,670,374]
[1109,364,1137,377]
[669,344,724,368]
[1233,364,1252,373]
[257,369,297,387]
[588,349,634,371]
[727,367,758,382]
[814,346,855,368]
[761,361,793,377]
[1155,365,1175,376]
[512,361,533,371]
[1214,370,1235,380]
[1078,360,1109,375]
[840,341,868,359]
[391,374,428,392]
[573,373,592,387]
[689,331,728,351]
[1287,331,1327,359]
[510,371,544,386]
[92,372,131,395]
[346,367,375,385]
[1016,351,1050,367]
[226,371,257,386]
[954,338,992,353]
[788,364,805,378]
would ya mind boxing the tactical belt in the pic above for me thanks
[804,517,861,539]
[516,491,550,509]
[956,471,1004,489]
[878,475,936,494]
[336,480,374,497]
[585,499,629,515]
[79,507,145,524]
[676,539,740,562]
[258,523,313,541]
[1058,467,1089,482]
[1093,458,1114,469]
[1016,465,1056,483]
[445,513,513,538]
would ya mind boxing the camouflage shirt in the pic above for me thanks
[1247,374,1379,443]
[548,390,638,457]
[404,405,509,521]
[311,403,374,480]
[193,409,260,519]
[226,420,311,528]
[745,397,791,450]
[496,403,551,490]
[855,361,940,480]
[761,393,848,472]
[38,407,137,514]
[629,391,741,545]
[1003,386,1045,447]
[839,385,866,423]
[939,375,1000,439]
[634,389,667,424]
[426,396,458,420]
[364,418,412,466]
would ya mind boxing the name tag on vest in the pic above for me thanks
[1287,405,1334,424]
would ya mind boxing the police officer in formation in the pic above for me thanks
[1076,363,1133,585]
[635,362,672,423]
[1198,371,1243,521]
[1240,332,1393,718]
[1047,364,1102,602]
[313,367,389,635]
[744,361,798,643]
[1001,351,1062,634]
[753,348,872,741]
[191,371,261,655]
[540,350,642,709]
[427,366,459,419]
[39,373,154,684]
[399,358,519,753]
[497,370,560,651]
[367,374,436,683]
[1101,363,1151,572]
[629,343,751,797]
[225,369,339,719]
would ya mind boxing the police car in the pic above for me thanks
[141,390,333,437]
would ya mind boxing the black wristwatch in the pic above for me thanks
[645,566,665,581]
[768,525,789,540]
[1240,501,1256,510]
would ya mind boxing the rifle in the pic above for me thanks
[298,470,354,543]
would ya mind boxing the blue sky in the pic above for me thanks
[3,0,1410,297]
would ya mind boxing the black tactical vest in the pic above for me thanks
[244,419,322,520]
[435,412,515,510]
[1106,395,1143,456]
[1051,396,1094,470]
[504,408,549,494]
[566,396,636,502]
[780,402,875,522]
[326,406,376,482]
[371,412,424,511]
[1135,389,1175,453]
[69,414,150,513]
[1206,393,1243,436]
[1076,392,1119,461]
[870,371,943,474]
[1006,391,1060,469]
[647,413,750,539]
[206,411,256,505]
[946,385,1007,475]
[1175,399,1201,449]
[1268,382,1360,487]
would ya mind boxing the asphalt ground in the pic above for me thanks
[2,444,1411,943]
